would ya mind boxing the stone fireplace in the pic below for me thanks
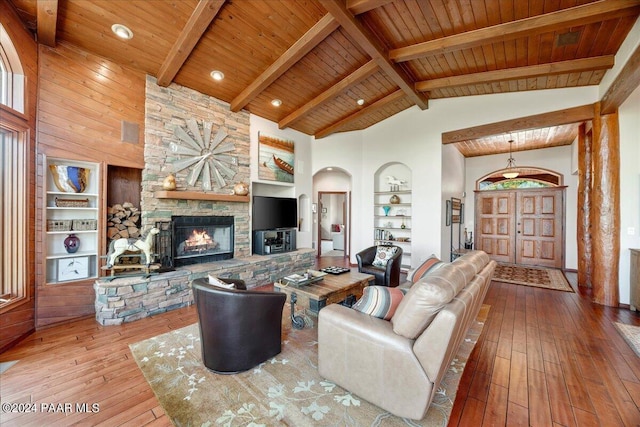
[140,76,251,258]
[94,77,317,327]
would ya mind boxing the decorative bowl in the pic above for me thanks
[49,165,90,193]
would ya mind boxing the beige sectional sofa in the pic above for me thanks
[318,250,496,420]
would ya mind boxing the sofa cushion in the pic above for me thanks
[391,263,467,339]
[372,246,398,267]
[407,255,444,283]
[352,286,407,320]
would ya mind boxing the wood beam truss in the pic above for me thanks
[390,0,640,62]
[157,0,226,87]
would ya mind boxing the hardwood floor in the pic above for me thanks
[1,258,639,426]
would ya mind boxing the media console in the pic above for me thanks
[253,228,296,255]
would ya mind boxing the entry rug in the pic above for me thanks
[614,322,640,358]
[130,306,489,426]
[493,264,573,292]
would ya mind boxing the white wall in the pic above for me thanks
[314,87,597,266]
[464,145,578,270]
[441,144,466,259]
[617,85,640,304]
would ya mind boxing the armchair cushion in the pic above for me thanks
[372,245,399,267]
[352,286,407,320]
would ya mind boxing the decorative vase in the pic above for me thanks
[233,182,249,196]
[64,234,80,253]
[162,173,176,190]
[382,205,391,216]
[390,194,400,204]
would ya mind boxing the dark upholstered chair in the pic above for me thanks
[356,245,403,287]
[192,278,286,374]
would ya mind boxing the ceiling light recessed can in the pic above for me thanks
[357,99,365,106]
[210,70,224,81]
[271,99,282,107]
[111,24,133,40]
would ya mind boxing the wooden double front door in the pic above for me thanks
[474,188,565,268]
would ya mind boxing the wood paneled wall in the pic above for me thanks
[37,42,146,167]
[0,0,38,353]
[35,42,146,328]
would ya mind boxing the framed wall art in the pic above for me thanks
[258,132,294,183]
[57,256,89,282]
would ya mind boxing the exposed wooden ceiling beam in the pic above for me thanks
[230,14,339,112]
[315,89,405,139]
[416,56,615,92]
[157,0,225,87]
[279,60,379,129]
[601,44,640,114]
[320,0,429,110]
[36,0,58,47]
[442,104,595,145]
[391,0,640,62]
[347,0,394,15]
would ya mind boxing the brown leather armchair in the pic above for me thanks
[356,245,403,287]
[192,278,286,374]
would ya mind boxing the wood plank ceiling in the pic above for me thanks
[7,0,640,156]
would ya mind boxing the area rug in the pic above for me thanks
[493,264,573,292]
[130,305,489,426]
[614,322,640,357]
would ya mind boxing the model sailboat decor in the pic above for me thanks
[170,119,238,191]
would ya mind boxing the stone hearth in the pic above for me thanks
[94,249,315,325]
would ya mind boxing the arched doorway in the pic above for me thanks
[313,168,352,258]
[474,167,565,268]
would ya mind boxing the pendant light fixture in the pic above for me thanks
[502,135,519,179]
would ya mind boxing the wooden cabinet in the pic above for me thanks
[44,157,101,284]
[631,249,640,311]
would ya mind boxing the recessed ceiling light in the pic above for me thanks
[210,70,224,81]
[327,167,333,171]
[357,99,365,106]
[271,99,282,107]
[111,24,133,40]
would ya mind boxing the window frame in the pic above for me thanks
[0,112,31,312]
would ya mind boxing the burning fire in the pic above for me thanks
[184,229,216,249]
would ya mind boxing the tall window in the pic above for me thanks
[0,23,25,113]
[0,23,28,309]
[0,124,28,306]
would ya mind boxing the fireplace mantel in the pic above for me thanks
[155,191,249,203]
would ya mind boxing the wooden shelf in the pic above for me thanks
[155,191,249,202]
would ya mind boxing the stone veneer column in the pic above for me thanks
[141,76,252,257]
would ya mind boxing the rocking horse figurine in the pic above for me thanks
[106,227,160,268]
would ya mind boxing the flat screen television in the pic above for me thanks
[252,196,297,231]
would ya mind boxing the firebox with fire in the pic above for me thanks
[178,229,219,255]
[171,215,234,266]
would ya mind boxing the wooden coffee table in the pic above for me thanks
[274,270,374,328]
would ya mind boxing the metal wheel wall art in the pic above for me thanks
[170,119,238,191]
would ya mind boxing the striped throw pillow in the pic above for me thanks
[407,255,444,283]
[352,286,408,320]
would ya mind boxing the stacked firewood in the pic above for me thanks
[107,202,141,241]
